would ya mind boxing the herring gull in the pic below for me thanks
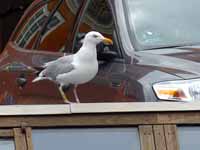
[32,31,113,103]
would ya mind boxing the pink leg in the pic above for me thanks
[73,85,80,103]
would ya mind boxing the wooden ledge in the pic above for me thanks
[0,105,70,115]
[0,102,200,115]
[70,102,200,113]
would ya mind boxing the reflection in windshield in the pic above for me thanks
[125,0,200,50]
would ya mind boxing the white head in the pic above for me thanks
[82,31,113,46]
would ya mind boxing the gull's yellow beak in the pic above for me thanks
[103,37,113,45]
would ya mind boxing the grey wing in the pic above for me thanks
[43,55,73,67]
[40,55,75,80]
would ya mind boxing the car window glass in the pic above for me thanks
[14,0,81,52]
[73,0,119,57]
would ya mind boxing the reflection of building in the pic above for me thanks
[13,0,113,52]
[67,0,113,33]
[13,0,80,51]
[82,0,113,33]
[16,6,64,48]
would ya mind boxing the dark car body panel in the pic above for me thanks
[137,47,200,79]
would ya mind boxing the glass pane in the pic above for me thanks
[0,139,15,150]
[74,0,114,52]
[32,128,140,150]
[178,126,200,150]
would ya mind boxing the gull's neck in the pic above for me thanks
[76,41,97,61]
[82,40,97,50]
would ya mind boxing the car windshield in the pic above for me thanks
[125,0,200,50]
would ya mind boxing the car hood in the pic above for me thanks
[136,46,200,79]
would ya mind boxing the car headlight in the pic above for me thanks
[153,79,200,102]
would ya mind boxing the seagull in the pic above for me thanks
[32,31,113,103]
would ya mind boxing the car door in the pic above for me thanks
[0,0,85,104]
[71,0,136,103]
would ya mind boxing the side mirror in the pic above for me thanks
[97,51,118,61]
[97,43,118,61]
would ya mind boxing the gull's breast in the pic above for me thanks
[71,60,98,84]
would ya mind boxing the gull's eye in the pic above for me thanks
[93,35,99,38]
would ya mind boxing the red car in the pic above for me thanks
[2,0,200,104]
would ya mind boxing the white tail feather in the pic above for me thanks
[32,76,53,83]
[32,77,44,83]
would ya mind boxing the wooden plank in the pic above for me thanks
[0,129,13,137]
[0,105,70,116]
[164,125,179,150]
[0,113,158,127]
[157,112,200,124]
[71,102,200,113]
[153,125,167,150]
[14,128,27,150]
[25,127,33,150]
[139,125,155,150]
[0,112,199,128]
[0,102,200,116]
